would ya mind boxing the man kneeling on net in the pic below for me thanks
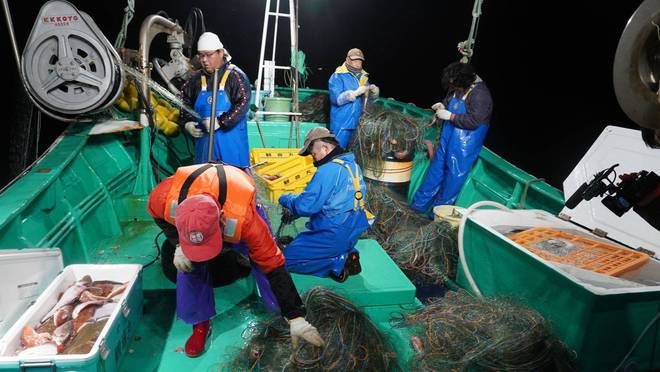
[278,127,371,282]
[147,163,324,357]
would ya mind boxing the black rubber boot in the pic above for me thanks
[329,252,361,282]
[346,252,361,275]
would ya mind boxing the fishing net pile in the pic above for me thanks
[254,163,459,286]
[352,104,428,177]
[251,175,299,247]
[252,102,458,284]
[228,286,395,371]
[299,93,330,123]
[253,175,276,219]
[399,290,574,371]
[365,181,458,285]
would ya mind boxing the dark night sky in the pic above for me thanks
[0,0,644,189]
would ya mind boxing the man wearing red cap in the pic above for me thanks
[147,163,323,357]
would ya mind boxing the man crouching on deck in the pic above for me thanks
[147,163,324,357]
[278,127,371,282]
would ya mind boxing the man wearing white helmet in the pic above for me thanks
[180,32,251,167]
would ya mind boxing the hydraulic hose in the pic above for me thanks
[457,200,511,298]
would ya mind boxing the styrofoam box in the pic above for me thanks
[0,264,143,372]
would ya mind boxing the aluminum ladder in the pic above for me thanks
[254,0,302,146]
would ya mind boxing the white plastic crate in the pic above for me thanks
[0,249,142,372]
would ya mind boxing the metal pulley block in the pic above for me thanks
[21,0,123,117]
[613,0,660,131]
[153,31,191,94]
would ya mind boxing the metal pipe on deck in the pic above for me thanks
[133,15,184,195]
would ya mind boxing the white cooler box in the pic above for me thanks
[0,249,143,372]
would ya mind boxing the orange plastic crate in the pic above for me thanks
[508,227,649,276]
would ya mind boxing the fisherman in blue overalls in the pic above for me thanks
[411,61,493,215]
[278,127,372,282]
[175,33,313,356]
[181,32,251,167]
[329,48,380,148]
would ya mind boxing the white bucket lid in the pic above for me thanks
[433,205,467,226]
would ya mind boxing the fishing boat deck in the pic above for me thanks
[88,219,419,370]
[0,87,567,370]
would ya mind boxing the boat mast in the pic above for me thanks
[293,0,300,147]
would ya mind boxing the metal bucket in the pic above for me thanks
[363,160,413,198]
[264,97,292,122]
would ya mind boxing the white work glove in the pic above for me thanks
[173,244,193,272]
[343,90,358,102]
[184,121,203,138]
[201,117,220,133]
[431,102,445,111]
[289,317,324,347]
[369,84,380,96]
[435,109,453,121]
[354,85,369,96]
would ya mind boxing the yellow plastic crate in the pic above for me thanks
[255,154,316,202]
[250,148,301,167]
[262,178,309,202]
[256,155,316,187]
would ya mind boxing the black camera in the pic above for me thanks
[564,164,619,209]
[602,171,659,216]
[565,164,660,229]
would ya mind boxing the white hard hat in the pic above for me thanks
[197,32,223,51]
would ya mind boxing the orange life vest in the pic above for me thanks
[162,163,256,243]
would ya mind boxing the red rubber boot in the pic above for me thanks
[185,320,211,357]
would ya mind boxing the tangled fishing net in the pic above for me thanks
[255,168,459,285]
[299,93,330,123]
[251,175,300,248]
[253,175,276,219]
[397,290,574,371]
[352,104,428,178]
[252,101,457,284]
[228,286,395,371]
[365,181,458,285]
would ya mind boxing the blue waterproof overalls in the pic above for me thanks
[279,153,371,277]
[329,65,370,148]
[410,83,490,213]
[192,65,250,167]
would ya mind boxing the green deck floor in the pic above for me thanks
[0,88,571,371]
[96,220,418,371]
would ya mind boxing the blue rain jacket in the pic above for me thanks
[279,152,370,277]
[410,82,490,213]
[328,64,377,148]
